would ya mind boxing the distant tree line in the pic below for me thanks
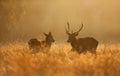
[0,0,26,42]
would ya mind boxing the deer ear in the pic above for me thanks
[49,32,51,35]
[74,32,79,36]
[44,33,48,36]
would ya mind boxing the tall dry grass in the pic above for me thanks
[0,42,120,76]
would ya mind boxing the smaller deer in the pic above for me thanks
[28,32,55,52]
[66,22,98,54]
[41,32,55,48]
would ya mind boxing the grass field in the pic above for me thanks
[0,42,120,76]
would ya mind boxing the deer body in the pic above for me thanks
[66,22,98,54]
[70,37,98,53]
[28,38,41,50]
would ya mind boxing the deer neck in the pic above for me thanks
[45,40,52,45]
[70,38,77,45]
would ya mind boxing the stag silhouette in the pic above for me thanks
[28,32,55,52]
[66,22,98,54]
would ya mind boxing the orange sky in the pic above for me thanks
[1,0,120,43]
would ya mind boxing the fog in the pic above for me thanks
[0,0,120,43]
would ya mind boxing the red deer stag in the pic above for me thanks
[66,22,98,54]
[28,32,55,52]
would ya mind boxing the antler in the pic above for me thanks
[66,22,71,35]
[75,22,83,33]
[66,22,83,35]
[67,22,70,31]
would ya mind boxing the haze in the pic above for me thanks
[0,0,120,43]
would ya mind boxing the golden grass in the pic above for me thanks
[0,42,120,76]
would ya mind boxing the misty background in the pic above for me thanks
[0,0,120,43]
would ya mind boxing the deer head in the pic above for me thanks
[66,22,83,42]
[44,32,55,43]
